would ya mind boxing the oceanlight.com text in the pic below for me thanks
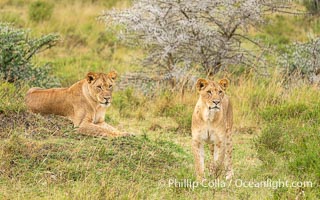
[159,179,313,190]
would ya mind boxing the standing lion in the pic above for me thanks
[192,78,233,181]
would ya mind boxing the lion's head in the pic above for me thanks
[196,78,229,112]
[86,71,117,107]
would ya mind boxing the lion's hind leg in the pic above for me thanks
[225,130,233,180]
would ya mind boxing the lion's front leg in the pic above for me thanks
[192,140,205,181]
[78,122,128,137]
[208,143,215,177]
[98,122,133,137]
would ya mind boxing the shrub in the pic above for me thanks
[28,1,54,22]
[0,23,60,87]
[103,0,286,79]
[279,37,320,82]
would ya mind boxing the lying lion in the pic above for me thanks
[192,78,233,180]
[25,71,131,137]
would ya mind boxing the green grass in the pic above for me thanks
[1,75,319,199]
[0,131,191,199]
[1,0,320,199]
[254,13,320,51]
[0,110,272,199]
[0,82,27,113]
[254,85,320,199]
[0,111,192,199]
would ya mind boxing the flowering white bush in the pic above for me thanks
[280,37,320,84]
[102,0,286,77]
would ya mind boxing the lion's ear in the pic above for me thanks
[86,72,97,83]
[107,71,117,81]
[196,78,208,92]
[219,78,229,90]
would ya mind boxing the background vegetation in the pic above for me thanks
[0,0,319,199]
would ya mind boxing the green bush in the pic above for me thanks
[0,23,60,87]
[28,1,54,22]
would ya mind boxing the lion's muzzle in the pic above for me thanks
[101,96,112,105]
[209,99,221,110]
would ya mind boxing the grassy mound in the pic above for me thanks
[0,111,74,139]
[0,112,191,199]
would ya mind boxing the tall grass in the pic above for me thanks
[253,77,320,199]
[0,82,27,112]
[1,66,319,199]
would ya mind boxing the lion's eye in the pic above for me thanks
[207,91,212,95]
[109,85,113,89]
[97,85,102,90]
[218,90,223,95]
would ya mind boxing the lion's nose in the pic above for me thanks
[213,100,220,105]
[104,96,111,102]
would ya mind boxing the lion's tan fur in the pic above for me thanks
[192,78,233,180]
[25,71,129,137]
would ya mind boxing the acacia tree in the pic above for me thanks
[102,0,288,79]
